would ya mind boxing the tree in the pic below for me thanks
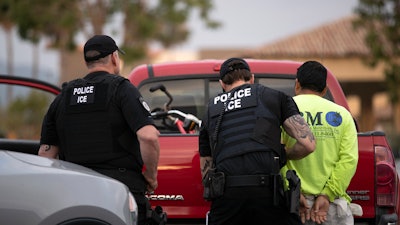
[1,0,219,134]
[80,0,220,61]
[0,0,16,103]
[354,0,400,132]
[10,0,219,62]
[5,90,51,139]
[12,0,82,78]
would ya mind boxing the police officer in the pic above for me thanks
[38,35,160,225]
[199,58,316,225]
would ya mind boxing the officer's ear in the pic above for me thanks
[111,51,118,66]
[250,74,255,84]
[294,79,301,96]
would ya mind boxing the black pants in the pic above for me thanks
[288,214,303,225]
[93,168,149,225]
[134,193,150,225]
[208,186,292,225]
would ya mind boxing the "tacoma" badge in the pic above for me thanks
[146,194,184,201]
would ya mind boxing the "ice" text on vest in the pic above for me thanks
[213,87,251,110]
[73,86,94,103]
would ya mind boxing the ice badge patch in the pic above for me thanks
[140,97,151,112]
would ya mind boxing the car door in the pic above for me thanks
[0,75,60,154]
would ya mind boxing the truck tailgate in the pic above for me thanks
[347,134,376,218]
[149,135,210,219]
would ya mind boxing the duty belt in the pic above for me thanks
[225,174,271,187]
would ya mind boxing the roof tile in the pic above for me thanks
[246,16,370,58]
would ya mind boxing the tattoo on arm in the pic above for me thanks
[283,114,316,160]
[287,114,315,142]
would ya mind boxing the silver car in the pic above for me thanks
[0,150,137,225]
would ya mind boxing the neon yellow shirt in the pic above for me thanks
[282,94,358,202]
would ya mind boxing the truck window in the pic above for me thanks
[257,77,296,96]
[138,76,333,134]
[209,80,221,99]
[140,79,204,113]
[140,79,209,133]
[258,77,334,101]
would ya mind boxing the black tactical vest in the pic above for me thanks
[56,73,133,167]
[208,84,285,167]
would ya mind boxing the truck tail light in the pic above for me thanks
[375,145,397,207]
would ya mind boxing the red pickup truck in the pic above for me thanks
[0,59,399,225]
[128,59,400,225]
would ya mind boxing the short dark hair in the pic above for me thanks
[219,58,252,85]
[296,61,327,92]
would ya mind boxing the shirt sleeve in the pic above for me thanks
[259,86,299,125]
[322,111,359,202]
[40,94,62,145]
[117,81,155,133]
[280,94,300,147]
[281,93,300,123]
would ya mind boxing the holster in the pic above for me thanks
[272,173,283,207]
[285,170,301,214]
[146,201,167,225]
[202,168,225,201]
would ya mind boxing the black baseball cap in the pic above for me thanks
[219,58,250,79]
[83,35,125,62]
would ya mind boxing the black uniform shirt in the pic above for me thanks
[40,71,154,169]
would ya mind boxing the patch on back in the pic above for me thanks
[70,85,95,105]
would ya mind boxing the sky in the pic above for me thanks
[0,0,359,80]
[173,0,360,51]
